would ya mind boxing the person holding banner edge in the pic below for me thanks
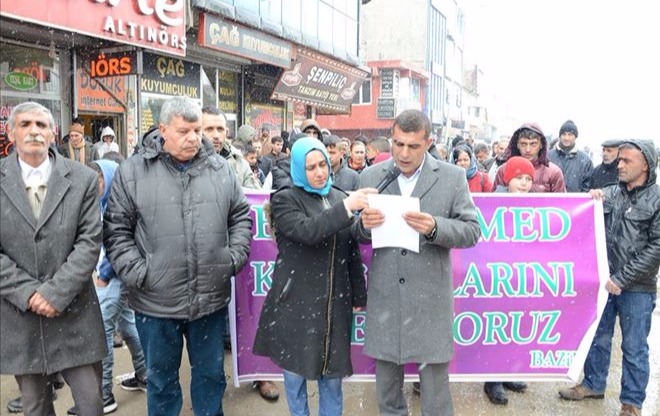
[253,136,375,416]
[559,140,659,416]
[353,109,481,416]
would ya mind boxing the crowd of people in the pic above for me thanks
[1,99,657,416]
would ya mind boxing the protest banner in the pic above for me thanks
[230,192,608,384]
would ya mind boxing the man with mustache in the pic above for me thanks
[1,102,106,415]
[104,97,252,416]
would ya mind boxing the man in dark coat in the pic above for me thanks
[1,102,106,415]
[354,110,481,416]
[548,120,594,192]
[324,134,359,191]
[590,139,623,189]
[560,140,659,416]
[104,97,252,416]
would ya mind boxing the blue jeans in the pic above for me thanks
[97,278,147,398]
[582,291,656,408]
[135,308,227,416]
[283,370,343,416]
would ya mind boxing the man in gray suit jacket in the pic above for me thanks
[1,102,106,415]
[354,110,481,416]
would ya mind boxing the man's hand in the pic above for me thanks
[403,211,436,236]
[605,278,622,295]
[28,292,60,318]
[95,278,109,288]
[589,189,605,201]
[360,207,385,230]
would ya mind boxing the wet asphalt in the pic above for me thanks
[2,299,658,416]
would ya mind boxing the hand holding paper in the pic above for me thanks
[366,194,421,253]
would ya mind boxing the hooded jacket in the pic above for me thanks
[93,159,119,282]
[602,140,659,292]
[103,129,252,320]
[493,123,566,193]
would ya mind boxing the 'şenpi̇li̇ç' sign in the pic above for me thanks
[230,192,608,384]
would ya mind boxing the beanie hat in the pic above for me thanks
[101,126,116,138]
[559,120,578,137]
[236,125,256,145]
[504,156,535,185]
[69,122,84,135]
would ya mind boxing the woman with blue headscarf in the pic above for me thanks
[253,137,376,416]
[451,144,493,192]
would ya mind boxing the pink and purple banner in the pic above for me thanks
[229,192,609,384]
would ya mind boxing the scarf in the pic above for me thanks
[68,139,86,163]
[291,137,333,196]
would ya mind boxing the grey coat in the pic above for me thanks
[104,131,252,320]
[0,150,105,374]
[353,157,481,364]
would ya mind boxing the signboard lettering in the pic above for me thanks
[1,0,187,56]
[88,52,137,78]
[377,98,396,119]
[141,52,200,99]
[271,47,369,113]
[198,13,292,69]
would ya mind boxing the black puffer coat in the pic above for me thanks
[548,146,593,192]
[253,186,366,379]
[104,130,252,320]
[602,140,659,292]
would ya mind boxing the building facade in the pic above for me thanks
[319,0,466,142]
[1,0,368,157]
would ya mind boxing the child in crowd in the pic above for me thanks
[485,155,534,405]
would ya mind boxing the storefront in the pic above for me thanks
[0,41,64,157]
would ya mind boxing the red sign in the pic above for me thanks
[1,0,186,56]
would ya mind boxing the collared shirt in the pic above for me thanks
[397,154,426,197]
[19,157,51,187]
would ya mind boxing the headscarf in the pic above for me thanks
[452,144,478,179]
[290,136,332,196]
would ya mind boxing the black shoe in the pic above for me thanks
[503,381,527,392]
[6,397,22,413]
[484,382,508,405]
[412,382,421,395]
[120,374,147,392]
[67,393,118,415]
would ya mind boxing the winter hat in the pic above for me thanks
[236,125,257,146]
[101,126,116,139]
[559,120,578,137]
[504,156,535,185]
[69,122,84,135]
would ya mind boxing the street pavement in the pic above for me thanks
[2,303,658,416]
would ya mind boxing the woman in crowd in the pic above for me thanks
[253,137,374,416]
[452,144,493,192]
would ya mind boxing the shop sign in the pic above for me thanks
[380,68,398,98]
[76,68,126,113]
[141,52,200,99]
[377,98,396,119]
[1,0,187,57]
[85,51,139,79]
[198,13,292,69]
[4,71,38,91]
[271,47,369,113]
[218,71,237,113]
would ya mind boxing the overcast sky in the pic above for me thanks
[463,0,660,148]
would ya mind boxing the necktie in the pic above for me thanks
[25,173,48,219]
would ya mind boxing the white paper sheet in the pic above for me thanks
[367,194,420,253]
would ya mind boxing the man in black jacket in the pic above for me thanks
[104,97,252,416]
[590,139,623,189]
[559,140,659,416]
[548,120,593,192]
